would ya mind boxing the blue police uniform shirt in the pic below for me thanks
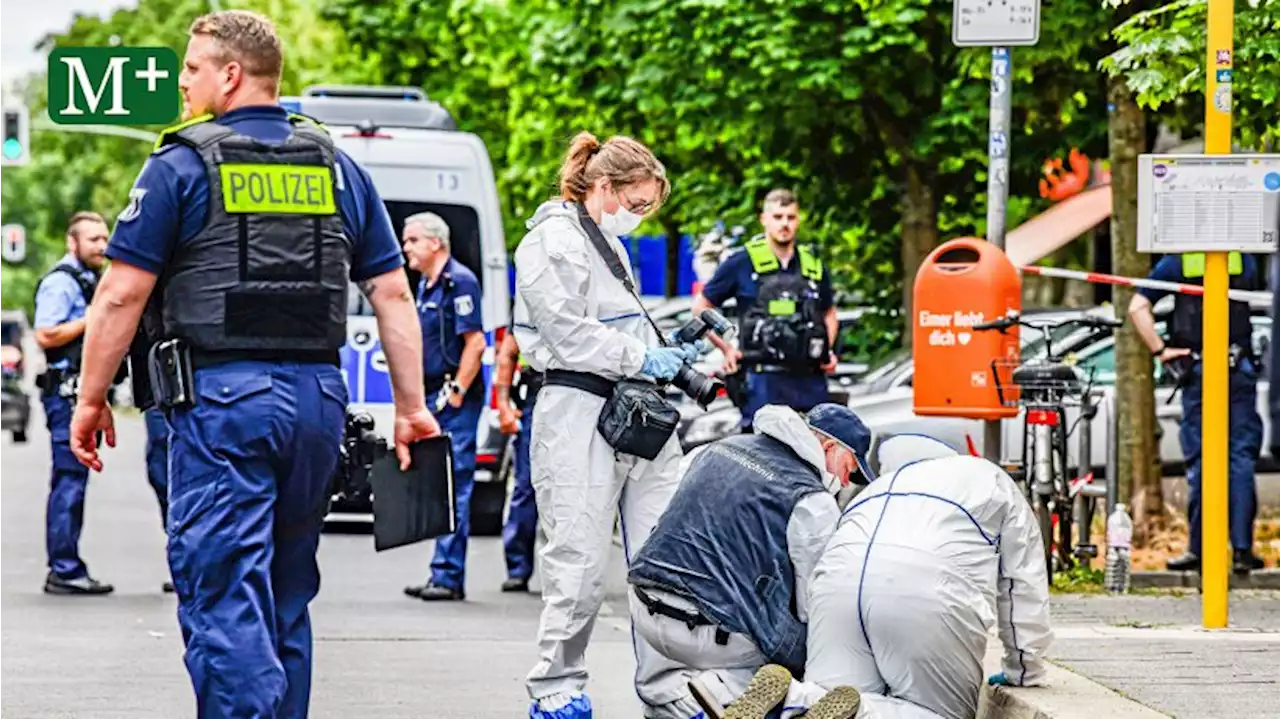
[1141,252,1259,301]
[106,105,403,283]
[33,254,97,370]
[419,256,483,379]
[1137,254,1259,303]
[702,245,834,426]
[701,245,835,317]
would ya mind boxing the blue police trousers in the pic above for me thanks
[145,408,170,523]
[43,392,91,580]
[428,394,484,591]
[502,394,539,581]
[166,361,346,719]
[742,371,829,429]
[1179,360,1262,555]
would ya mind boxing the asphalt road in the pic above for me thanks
[0,410,644,718]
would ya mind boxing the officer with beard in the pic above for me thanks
[33,212,114,595]
[693,190,837,432]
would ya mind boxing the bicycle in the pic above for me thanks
[973,312,1121,582]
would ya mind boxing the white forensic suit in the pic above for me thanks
[513,200,691,717]
[805,435,1053,719]
[628,406,843,718]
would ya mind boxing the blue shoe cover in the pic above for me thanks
[528,692,592,719]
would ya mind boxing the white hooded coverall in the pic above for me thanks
[512,200,690,716]
[805,435,1053,719]
[630,405,842,719]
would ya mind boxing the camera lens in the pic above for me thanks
[672,363,723,409]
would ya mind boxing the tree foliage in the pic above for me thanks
[328,0,1117,353]
[1102,0,1280,149]
[7,0,1265,359]
[0,0,374,312]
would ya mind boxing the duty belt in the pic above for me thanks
[36,368,79,399]
[191,348,339,370]
[633,586,729,645]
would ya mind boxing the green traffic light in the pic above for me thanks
[1,138,21,159]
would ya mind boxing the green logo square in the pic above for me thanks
[47,47,180,126]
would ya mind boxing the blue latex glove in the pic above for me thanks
[987,672,1014,687]
[642,347,690,380]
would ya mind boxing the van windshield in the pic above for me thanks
[348,201,483,316]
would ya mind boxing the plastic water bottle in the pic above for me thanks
[1104,503,1133,594]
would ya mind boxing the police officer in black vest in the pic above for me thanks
[1128,251,1265,573]
[694,189,837,432]
[32,212,114,595]
[66,10,439,717]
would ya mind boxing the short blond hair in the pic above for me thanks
[189,10,283,86]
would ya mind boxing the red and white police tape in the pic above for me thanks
[1018,265,1273,305]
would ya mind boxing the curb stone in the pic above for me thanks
[1131,569,1280,590]
[977,642,1170,719]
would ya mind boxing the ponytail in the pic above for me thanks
[555,131,670,210]
[558,131,602,202]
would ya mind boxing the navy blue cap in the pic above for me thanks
[806,403,876,482]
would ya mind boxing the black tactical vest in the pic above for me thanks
[35,263,97,371]
[1169,253,1253,354]
[738,240,828,370]
[155,118,350,357]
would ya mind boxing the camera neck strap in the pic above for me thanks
[575,202,670,347]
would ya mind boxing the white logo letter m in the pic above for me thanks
[60,56,129,116]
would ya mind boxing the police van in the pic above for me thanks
[282,86,512,530]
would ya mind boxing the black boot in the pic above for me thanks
[1166,552,1201,571]
[1233,549,1264,573]
[417,582,465,601]
[501,577,530,592]
[44,573,114,596]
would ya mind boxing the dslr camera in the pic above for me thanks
[667,308,736,409]
[329,409,389,513]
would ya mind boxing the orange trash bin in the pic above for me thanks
[912,238,1021,419]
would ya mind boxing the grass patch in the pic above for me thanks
[1051,565,1106,594]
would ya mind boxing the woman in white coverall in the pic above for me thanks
[805,434,1053,719]
[512,132,704,719]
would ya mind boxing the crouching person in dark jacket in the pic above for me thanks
[627,404,873,719]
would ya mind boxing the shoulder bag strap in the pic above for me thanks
[574,202,670,347]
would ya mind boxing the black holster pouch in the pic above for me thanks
[148,338,196,410]
[546,370,679,461]
[129,296,167,411]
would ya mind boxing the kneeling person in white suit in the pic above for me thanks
[627,403,876,719]
[805,434,1053,719]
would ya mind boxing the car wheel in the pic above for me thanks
[12,429,26,443]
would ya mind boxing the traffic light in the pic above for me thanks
[1,103,30,166]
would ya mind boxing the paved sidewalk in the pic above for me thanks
[1045,592,1280,719]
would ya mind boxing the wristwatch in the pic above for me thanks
[1152,344,1166,357]
[445,379,464,397]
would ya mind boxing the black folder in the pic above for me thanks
[369,434,455,552]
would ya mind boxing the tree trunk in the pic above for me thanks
[1107,73,1164,545]
[900,161,938,347]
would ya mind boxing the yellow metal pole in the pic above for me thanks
[1201,0,1233,629]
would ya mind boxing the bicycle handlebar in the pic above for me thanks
[972,313,1122,333]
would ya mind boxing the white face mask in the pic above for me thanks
[822,471,844,495]
[599,205,643,236]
